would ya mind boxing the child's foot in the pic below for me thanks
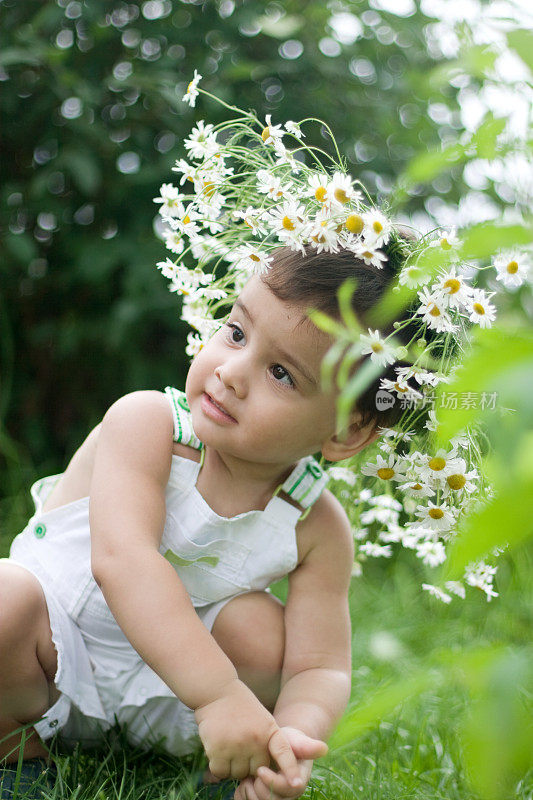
[0,758,57,800]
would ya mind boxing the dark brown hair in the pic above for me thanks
[261,236,426,431]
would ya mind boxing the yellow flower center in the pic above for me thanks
[315,186,327,202]
[276,190,283,198]
[187,176,194,183]
[334,188,348,204]
[183,215,191,225]
[249,254,260,262]
[312,234,326,244]
[473,302,485,315]
[187,81,194,94]
[362,251,373,260]
[447,474,466,490]
[440,237,451,249]
[443,278,460,294]
[507,260,518,274]
[373,221,383,234]
[429,304,441,317]
[345,214,364,234]
[377,467,395,480]
[372,342,384,353]
[429,456,446,471]
[282,216,295,231]
[261,126,270,142]
[411,483,422,490]
[394,382,408,393]
[203,181,215,198]
[428,507,444,519]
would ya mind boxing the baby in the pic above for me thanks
[0,244,408,800]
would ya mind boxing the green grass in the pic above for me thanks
[2,486,532,799]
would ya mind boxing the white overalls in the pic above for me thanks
[6,387,329,756]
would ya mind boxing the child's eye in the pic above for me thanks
[271,364,295,388]
[225,322,245,343]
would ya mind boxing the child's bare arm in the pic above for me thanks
[89,391,300,783]
[272,490,354,740]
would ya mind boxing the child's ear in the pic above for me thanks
[321,416,382,462]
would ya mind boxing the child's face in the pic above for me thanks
[185,275,345,466]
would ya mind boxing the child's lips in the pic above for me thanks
[201,392,237,423]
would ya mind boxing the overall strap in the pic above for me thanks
[164,386,203,450]
[278,455,329,512]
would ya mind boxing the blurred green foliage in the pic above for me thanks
[1,0,506,518]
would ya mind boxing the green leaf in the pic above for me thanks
[459,221,533,260]
[471,112,506,159]
[436,326,533,444]
[329,669,440,749]
[0,47,44,67]
[443,477,533,580]
[507,29,533,73]
[403,142,466,184]
[460,648,533,800]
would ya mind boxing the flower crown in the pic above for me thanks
[152,75,529,603]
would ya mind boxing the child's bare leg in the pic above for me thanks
[205,591,285,783]
[0,563,59,763]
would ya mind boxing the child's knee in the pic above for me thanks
[212,591,285,676]
[0,564,57,677]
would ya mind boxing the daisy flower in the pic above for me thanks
[261,114,284,145]
[362,209,392,247]
[185,331,203,357]
[353,244,388,269]
[431,266,473,310]
[419,447,463,483]
[162,228,185,255]
[329,171,361,206]
[233,206,269,237]
[416,286,457,333]
[416,540,447,567]
[256,169,293,201]
[172,158,197,185]
[285,120,304,139]
[379,377,423,404]
[422,583,452,603]
[493,251,530,290]
[359,329,397,367]
[182,70,202,107]
[308,208,341,253]
[398,262,432,289]
[432,227,460,252]
[328,467,358,486]
[414,501,456,533]
[184,121,218,160]
[358,542,393,558]
[164,205,201,238]
[361,453,407,482]
[397,479,435,500]
[465,561,498,601]
[440,461,480,498]
[232,244,273,275]
[467,288,497,328]
[308,173,331,204]
[153,183,185,217]
[268,200,308,249]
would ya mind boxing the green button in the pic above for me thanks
[34,523,46,539]
[308,462,323,479]
[177,394,190,411]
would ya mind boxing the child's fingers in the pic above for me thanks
[267,729,302,789]
[256,766,299,797]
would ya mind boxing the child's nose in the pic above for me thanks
[214,358,248,398]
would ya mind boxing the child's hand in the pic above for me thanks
[195,681,301,783]
[233,726,328,800]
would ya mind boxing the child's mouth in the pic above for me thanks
[201,393,237,424]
